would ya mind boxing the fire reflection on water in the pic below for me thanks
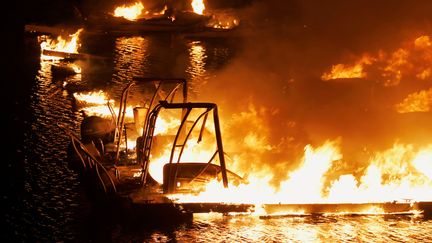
[187,213,429,242]
[187,41,207,82]
[113,36,149,85]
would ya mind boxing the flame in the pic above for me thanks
[321,55,373,80]
[395,88,432,113]
[114,2,145,21]
[158,5,168,15]
[73,90,113,106]
[327,144,432,203]
[191,0,205,15]
[39,28,83,60]
[169,140,432,207]
[322,35,432,85]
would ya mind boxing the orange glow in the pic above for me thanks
[395,88,432,113]
[414,35,432,49]
[114,2,145,21]
[39,28,83,60]
[191,0,205,15]
[322,35,432,85]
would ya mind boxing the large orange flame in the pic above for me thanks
[114,2,145,21]
[170,140,432,206]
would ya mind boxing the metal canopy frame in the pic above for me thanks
[113,78,188,165]
[139,101,229,193]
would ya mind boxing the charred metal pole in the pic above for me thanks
[115,82,134,165]
[213,105,228,188]
[167,107,192,193]
[198,113,208,143]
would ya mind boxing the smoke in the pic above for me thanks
[197,0,432,185]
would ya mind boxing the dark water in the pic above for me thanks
[5,29,432,242]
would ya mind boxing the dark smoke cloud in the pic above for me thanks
[198,0,432,184]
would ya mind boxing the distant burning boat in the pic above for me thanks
[85,1,239,34]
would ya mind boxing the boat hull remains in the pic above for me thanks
[261,201,432,218]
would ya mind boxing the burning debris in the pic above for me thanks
[38,28,83,60]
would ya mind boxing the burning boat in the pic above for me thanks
[61,78,432,222]
[60,78,250,223]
